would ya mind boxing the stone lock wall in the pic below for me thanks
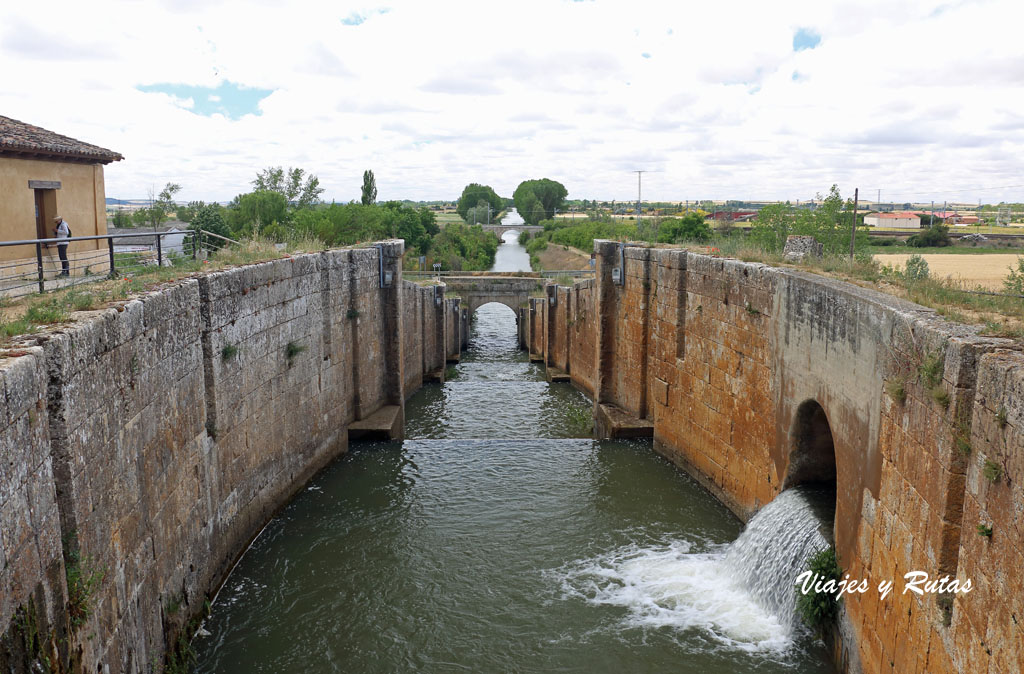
[526,241,1023,674]
[0,241,465,672]
[3,237,1020,674]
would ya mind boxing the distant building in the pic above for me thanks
[706,210,758,222]
[0,115,123,272]
[864,212,921,229]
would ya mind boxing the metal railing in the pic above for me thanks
[0,230,217,299]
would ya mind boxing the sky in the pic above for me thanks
[2,0,1023,205]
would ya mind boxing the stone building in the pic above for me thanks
[0,115,122,271]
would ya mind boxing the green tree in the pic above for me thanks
[657,213,712,243]
[111,208,132,228]
[228,190,289,236]
[750,186,869,254]
[190,204,232,249]
[907,223,952,247]
[131,182,181,229]
[465,201,496,224]
[253,166,324,210]
[513,178,568,225]
[361,170,377,205]
[456,184,503,222]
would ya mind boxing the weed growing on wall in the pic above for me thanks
[918,350,944,389]
[221,343,239,361]
[65,541,106,630]
[983,460,1003,483]
[285,341,307,365]
[885,377,908,405]
[795,546,842,633]
[937,592,954,627]
[976,523,993,538]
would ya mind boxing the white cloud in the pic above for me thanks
[0,0,1021,204]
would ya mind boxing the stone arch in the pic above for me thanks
[466,296,526,315]
[783,399,837,489]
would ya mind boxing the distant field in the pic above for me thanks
[436,212,464,225]
[874,253,1022,290]
[868,245,1022,255]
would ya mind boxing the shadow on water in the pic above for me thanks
[191,235,836,674]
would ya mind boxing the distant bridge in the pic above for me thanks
[404,270,593,314]
[479,224,545,238]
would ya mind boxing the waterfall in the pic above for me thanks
[723,486,834,628]
[558,486,834,652]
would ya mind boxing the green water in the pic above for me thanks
[191,234,835,673]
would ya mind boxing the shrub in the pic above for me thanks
[1003,257,1024,294]
[795,546,842,632]
[904,254,930,282]
[656,213,712,243]
[907,223,952,247]
[983,459,1003,483]
[285,340,307,364]
[66,544,105,629]
[886,377,907,405]
[919,350,944,389]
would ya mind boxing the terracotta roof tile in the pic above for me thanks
[0,115,123,164]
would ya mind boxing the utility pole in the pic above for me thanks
[633,170,646,224]
[877,189,881,211]
[930,200,934,227]
[849,188,859,261]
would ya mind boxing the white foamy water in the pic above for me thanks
[558,540,792,652]
[558,487,833,654]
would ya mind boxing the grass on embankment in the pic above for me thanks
[0,238,328,350]
[698,237,1024,343]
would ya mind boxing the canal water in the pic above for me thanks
[192,227,835,673]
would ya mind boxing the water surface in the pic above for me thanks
[192,234,834,673]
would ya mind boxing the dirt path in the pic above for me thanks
[874,253,1022,289]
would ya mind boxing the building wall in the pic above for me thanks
[865,215,920,229]
[0,157,108,263]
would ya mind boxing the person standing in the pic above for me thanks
[53,216,70,276]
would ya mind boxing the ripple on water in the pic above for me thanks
[192,240,834,674]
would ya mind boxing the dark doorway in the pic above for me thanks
[783,399,837,489]
[34,188,57,239]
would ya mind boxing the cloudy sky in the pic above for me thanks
[2,0,1022,205]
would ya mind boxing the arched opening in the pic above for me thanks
[500,230,521,244]
[783,399,837,542]
[784,399,836,488]
[467,302,521,359]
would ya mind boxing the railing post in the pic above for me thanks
[156,232,163,267]
[108,236,116,278]
[35,242,45,293]
[191,231,198,260]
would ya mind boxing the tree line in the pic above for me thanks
[123,168,502,271]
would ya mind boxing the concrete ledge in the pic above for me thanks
[348,405,404,442]
[595,403,653,439]
[545,366,571,383]
[529,353,544,362]
[425,369,445,384]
